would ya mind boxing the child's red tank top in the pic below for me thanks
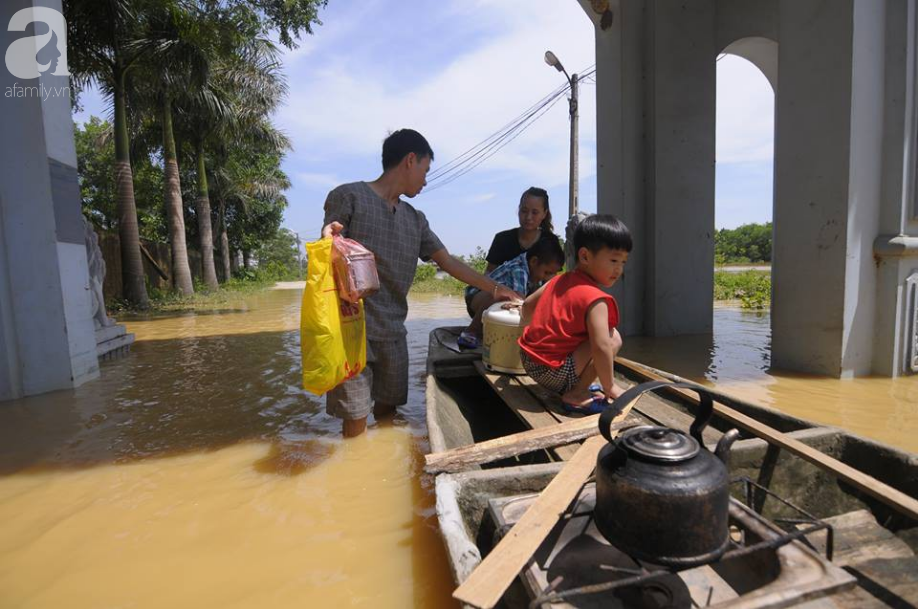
[518,270,619,368]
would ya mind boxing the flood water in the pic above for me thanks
[621,303,918,453]
[0,289,915,608]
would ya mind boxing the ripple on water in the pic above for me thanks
[0,290,914,609]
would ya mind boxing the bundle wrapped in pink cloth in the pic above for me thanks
[331,235,380,303]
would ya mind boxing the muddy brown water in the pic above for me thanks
[0,289,915,608]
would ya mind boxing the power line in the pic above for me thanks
[423,64,595,192]
[426,82,570,182]
[423,92,568,194]
[426,86,569,186]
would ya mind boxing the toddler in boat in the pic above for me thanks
[517,214,631,414]
[457,236,564,348]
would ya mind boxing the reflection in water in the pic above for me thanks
[0,289,915,608]
[622,305,918,452]
[0,288,464,608]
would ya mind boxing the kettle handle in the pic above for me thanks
[599,380,716,445]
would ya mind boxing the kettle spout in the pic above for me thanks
[714,429,741,468]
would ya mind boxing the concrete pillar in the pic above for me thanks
[0,0,99,400]
[581,0,648,336]
[581,0,716,337]
[873,0,918,377]
[644,0,717,336]
[771,0,888,377]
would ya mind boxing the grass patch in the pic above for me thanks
[714,270,770,309]
[410,276,467,296]
[109,271,301,314]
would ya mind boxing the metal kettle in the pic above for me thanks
[595,381,741,568]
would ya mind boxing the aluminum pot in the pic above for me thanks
[595,381,741,567]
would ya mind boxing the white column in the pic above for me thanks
[873,0,918,376]
[0,0,99,400]
[586,0,648,336]
[643,0,717,336]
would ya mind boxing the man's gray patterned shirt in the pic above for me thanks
[323,181,445,340]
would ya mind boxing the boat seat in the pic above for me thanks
[473,361,723,460]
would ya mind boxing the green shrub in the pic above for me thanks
[413,263,437,284]
[714,270,771,309]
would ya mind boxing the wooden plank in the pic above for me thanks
[617,356,918,522]
[798,509,916,567]
[512,374,587,424]
[796,510,918,609]
[453,400,636,609]
[425,416,636,474]
[139,242,169,281]
[452,435,606,608]
[473,361,579,460]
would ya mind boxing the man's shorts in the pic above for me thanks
[520,350,579,395]
[325,336,409,420]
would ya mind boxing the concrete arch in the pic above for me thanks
[721,37,778,93]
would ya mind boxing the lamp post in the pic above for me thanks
[544,50,579,218]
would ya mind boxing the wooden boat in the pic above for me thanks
[425,327,918,608]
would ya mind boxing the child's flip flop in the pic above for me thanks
[561,394,608,415]
[456,331,479,349]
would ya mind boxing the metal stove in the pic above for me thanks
[486,477,856,609]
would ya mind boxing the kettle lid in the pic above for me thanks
[621,426,700,462]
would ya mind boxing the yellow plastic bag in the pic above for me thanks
[300,238,367,395]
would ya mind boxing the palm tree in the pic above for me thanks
[211,140,291,281]
[66,0,153,307]
[128,4,220,295]
[173,31,288,288]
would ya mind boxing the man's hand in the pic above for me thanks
[322,221,344,239]
[494,285,523,302]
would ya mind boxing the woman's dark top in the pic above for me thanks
[485,228,560,268]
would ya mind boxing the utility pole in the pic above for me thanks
[545,51,579,218]
[568,73,579,218]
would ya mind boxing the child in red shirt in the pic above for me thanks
[518,214,631,413]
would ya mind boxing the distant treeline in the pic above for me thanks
[715,222,772,264]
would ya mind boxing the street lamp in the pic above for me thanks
[544,50,579,218]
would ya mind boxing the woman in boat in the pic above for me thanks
[483,187,560,273]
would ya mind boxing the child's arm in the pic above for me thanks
[520,281,549,326]
[586,300,624,399]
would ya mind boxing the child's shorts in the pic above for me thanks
[520,350,579,395]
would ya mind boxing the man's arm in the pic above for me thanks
[321,188,351,239]
[429,249,522,302]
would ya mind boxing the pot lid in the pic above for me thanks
[483,302,522,326]
[621,426,700,462]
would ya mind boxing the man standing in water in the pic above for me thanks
[321,129,522,437]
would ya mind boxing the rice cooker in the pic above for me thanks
[482,302,526,374]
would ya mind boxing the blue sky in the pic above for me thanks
[73,0,775,256]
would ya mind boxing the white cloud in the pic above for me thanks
[716,55,775,164]
[468,193,497,203]
[295,172,340,189]
[276,0,596,191]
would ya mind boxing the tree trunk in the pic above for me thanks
[243,250,251,270]
[217,198,231,282]
[230,249,239,274]
[162,94,194,295]
[194,141,219,289]
[113,68,149,308]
